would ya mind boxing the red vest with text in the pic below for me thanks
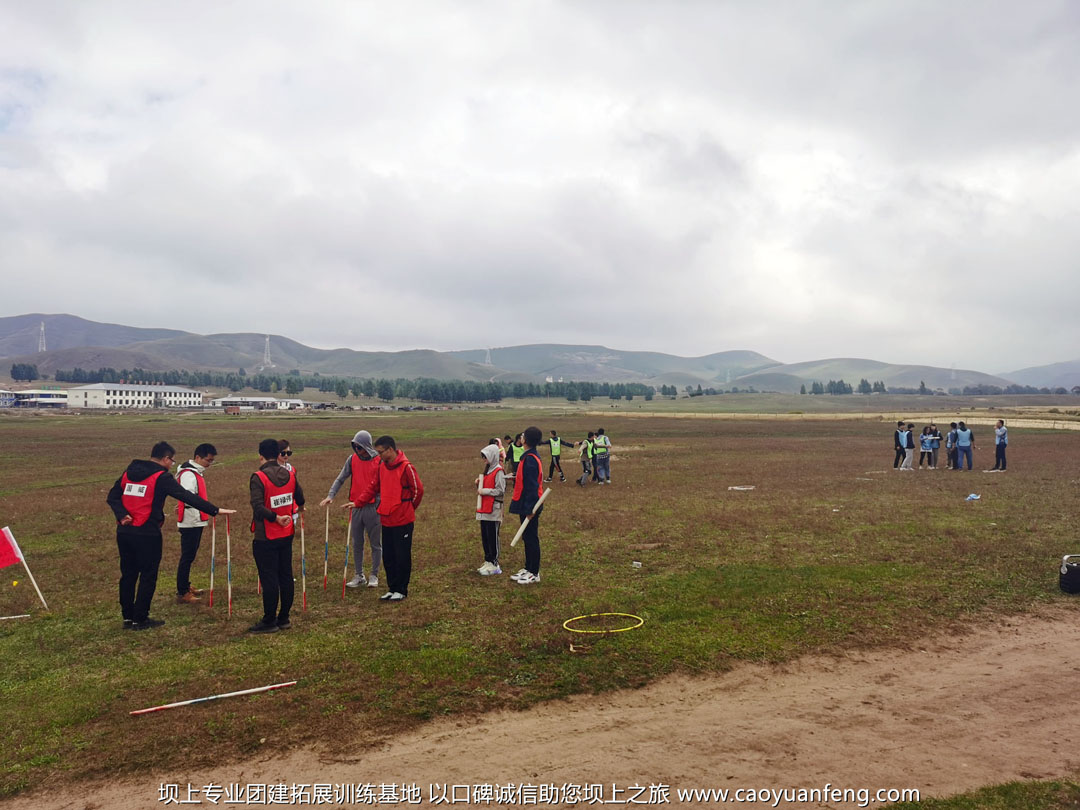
[252,468,296,539]
[348,453,380,507]
[175,465,209,522]
[476,467,500,514]
[511,452,544,502]
[120,470,165,527]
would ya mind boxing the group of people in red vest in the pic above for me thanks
[106,433,423,634]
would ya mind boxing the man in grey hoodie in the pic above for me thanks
[475,443,506,575]
[319,430,382,589]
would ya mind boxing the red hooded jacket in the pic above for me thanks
[352,450,423,527]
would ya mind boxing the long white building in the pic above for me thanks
[69,383,203,409]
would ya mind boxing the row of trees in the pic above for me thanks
[49,367,659,404]
[800,378,884,395]
[10,363,40,382]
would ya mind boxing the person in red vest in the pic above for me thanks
[475,442,507,576]
[107,441,235,631]
[175,443,218,604]
[319,430,382,590]
[509,426,545,585]
[348,435,423,602]
[249,437,306,633]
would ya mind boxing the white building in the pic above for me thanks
[12,389,69,407]
[69,383,203,409]
[209,396,305,411]
[0,390,14,408]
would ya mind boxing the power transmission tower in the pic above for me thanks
[38,321,46,353]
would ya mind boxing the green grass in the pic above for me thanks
[0,408,1078,797]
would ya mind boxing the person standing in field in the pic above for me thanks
[107,441,235,631]
[946,422,959,470]
[898,423,915,470]
[918,427,934,469]
[954,421,975,471]
[278,439,300,527]
[929,423,943,470]
[593,427,612,484]
[544,429,574,483]
[348,435,423,602]
[509,426,546,585]
[175,443,218,604]
[893,420,906,469]
[507,433,526,476]
[475,443,506,576]
[577,431,595,486]
[320,430,382,590]
[991,420,1008,471]
[249,437,306,633]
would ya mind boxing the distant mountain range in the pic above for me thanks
[1,313,1076,390]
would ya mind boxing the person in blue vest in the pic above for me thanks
[509,426,545,585]
[892,420,906,468]
[945,422,959,469]
[991,420,1008,471]
[544,430,575,483]
[928,423,943,469]
[953,421,975,471]
[107,441,235,631]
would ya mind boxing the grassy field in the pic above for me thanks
[1,407,1079,803]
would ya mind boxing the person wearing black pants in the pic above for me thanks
[893,421,906,468]
[106,441,233,630]
[175,444,218,603]
[249,438,306,633]
[545,430,574,483]
[992,420,1008,471]
[349,435,424,602]
[509,426,545,585]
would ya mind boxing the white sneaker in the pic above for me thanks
[510,568,528,581]
[477,561,494,574]
[515,572,540,585]
[379,591,395,601]
[366,576,379,588]
[480,564,502,576]
[346,574,366,588]
[388,592,406,601]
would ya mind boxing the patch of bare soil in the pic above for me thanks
[10,609,1080,809]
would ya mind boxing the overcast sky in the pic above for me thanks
[1,1,1077,373]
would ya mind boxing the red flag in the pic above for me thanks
[0,527,24,570]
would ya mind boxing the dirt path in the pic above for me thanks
[10,609,1080,809]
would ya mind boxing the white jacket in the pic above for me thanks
[177,461,210,528]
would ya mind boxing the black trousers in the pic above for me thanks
[547,456,564,479]
[894,447,905,468]
[518,513,541,575]
[117,529,163,623]
[382,522,414,596]
[252,537,294,624]
[177,526,204,595]
[994,444,1007,470]
[480,520,500,565]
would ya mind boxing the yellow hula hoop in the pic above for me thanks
[563,612,644,634]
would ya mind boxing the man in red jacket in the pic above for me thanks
[348,435,423,602]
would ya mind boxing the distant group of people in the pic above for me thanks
[892,419,1008,471]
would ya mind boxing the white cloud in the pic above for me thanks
[1,0,1078,371]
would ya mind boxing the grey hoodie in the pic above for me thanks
[327,430,379,500]
[476,444,506,522]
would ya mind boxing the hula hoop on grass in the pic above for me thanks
[562,612,644,634]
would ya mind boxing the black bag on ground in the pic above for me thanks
[1059,555,1080,594]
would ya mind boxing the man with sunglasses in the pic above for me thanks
[319,430,383,590]
[107,441,236,630]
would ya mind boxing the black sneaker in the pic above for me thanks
[248,621,279,634]
[123,619,134,629]
[276,619,292,630]
[131,618,165,631]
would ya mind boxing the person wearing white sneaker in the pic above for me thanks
[320,431,383,591]
[350,436,424,600]
[508,427,546,585]
[475,443,506,576]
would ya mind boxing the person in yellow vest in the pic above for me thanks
[507,432,526,475]
[593,427,612,484]
[577,431,595,486]
[249,437,306,634]
[475,443,506,575]
[544,430,575,483]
